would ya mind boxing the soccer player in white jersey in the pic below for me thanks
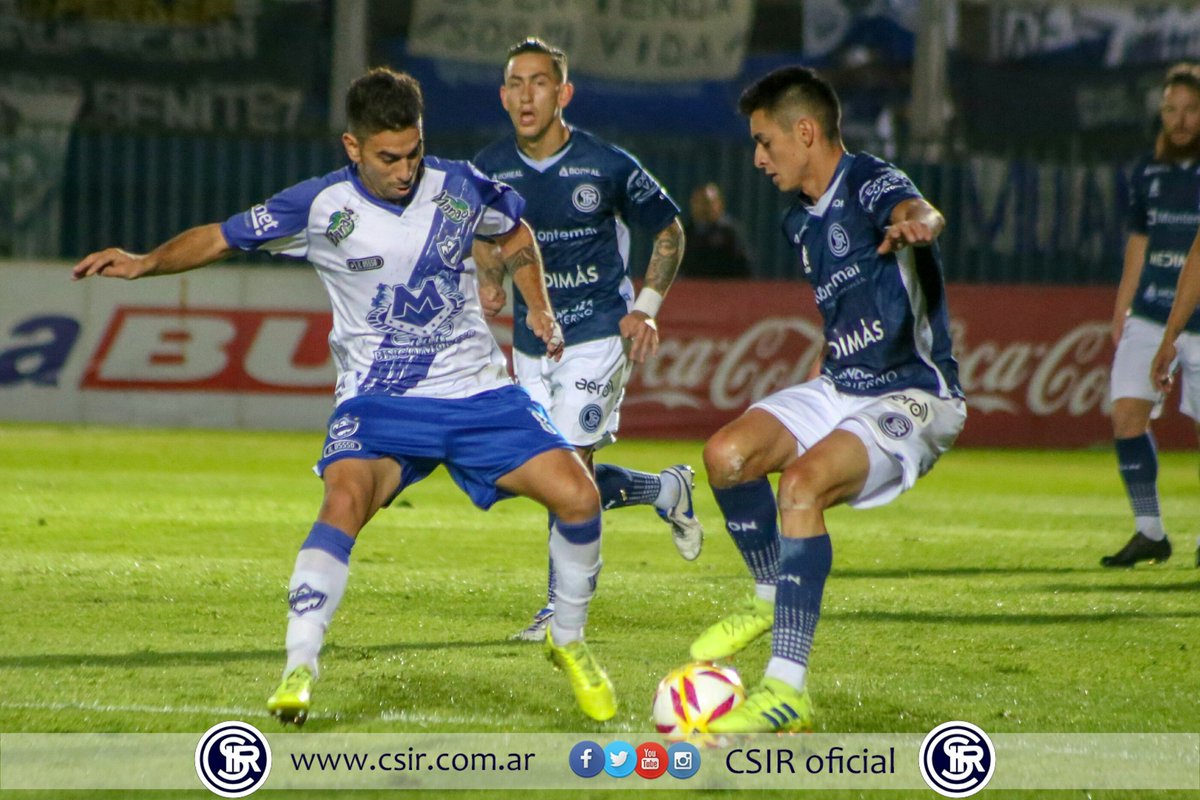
[1104,64,1200,568]
[472,38,703,641]
[688,66,966,733]
[72,68,618,724]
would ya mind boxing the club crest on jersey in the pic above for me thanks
[325,207,357,246]
[433,190,471,224]
[828,223,850,257]
[367,276,464,338]
[572,184,601,213]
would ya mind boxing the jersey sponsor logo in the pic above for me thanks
[555,298,595,327]
[368,279,456,337]
[575,377,615,397]
[324,207,357,246]
[545,265,600,290]
[347,255,383,272]
[579,403,603,433]
[329,414,360,439]
[829,318,886,359]
[559,165,602,177]
[627,169,662,203]
[1147,209,1200,226]
[830,365,900,392]
[289,583,328,614]
[250,204,279,237]
[814,263,863,303]
[858,169,914,214]
[828,223,850,257]
[491,169,523,181]
[433,189,471,224]
[535,227,599,243]
[1146,250,1186,269]
[572,183,601,213]
[1149,177,1161,198]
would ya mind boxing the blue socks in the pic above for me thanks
[713,478,780,586]
[1115,433,1166,540]
[595,464,662,510]
[766,534,833,690]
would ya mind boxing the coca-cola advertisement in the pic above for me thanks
[620,281,1197,449]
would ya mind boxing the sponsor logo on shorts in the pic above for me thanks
[329,414,360,439]
[886,393,930,424]
[579,403,603,433]
[878,412,913,439]
[322,439,362,458]
[347,256,383,272]
[575,378,615,397]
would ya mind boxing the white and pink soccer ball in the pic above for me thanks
[652,662,745,737]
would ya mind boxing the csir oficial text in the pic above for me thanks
[725,746,895,775]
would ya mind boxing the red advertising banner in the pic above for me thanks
[618,281,1196,449]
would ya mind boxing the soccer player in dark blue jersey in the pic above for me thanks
[1104,64,1200,568]
[472,38,703,641]
[688,66,967,733]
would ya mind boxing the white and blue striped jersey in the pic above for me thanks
[783,153,963,399]
[473,129,680,355]
[221,158,525,403]
[1127,154,1200,333]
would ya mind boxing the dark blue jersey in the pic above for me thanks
[1127,155,1200,332]
[783,153,962,399]
[473,129,680,355]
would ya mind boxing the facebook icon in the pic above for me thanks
[569,740,604,778]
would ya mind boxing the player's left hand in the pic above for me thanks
[878,219,935,254]
[619,311,658,364]
[527,309,565,361]
[1150,339,1177,393]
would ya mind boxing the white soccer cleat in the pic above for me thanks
[658,465,703,561]
[512,606,554,642]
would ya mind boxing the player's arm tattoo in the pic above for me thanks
[644,217,685,294]
[503,243,539,274]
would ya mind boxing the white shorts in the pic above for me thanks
[751,377,967,509]
[1111,315,1200,421]
[513,336,633,449]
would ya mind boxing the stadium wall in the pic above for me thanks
[1,261,1194,449]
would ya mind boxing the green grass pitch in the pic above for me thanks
[0,422,1196,799]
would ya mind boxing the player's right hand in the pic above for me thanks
[1150,339,1177,393]
[479,282,506,318]
[72,248,147,281]
[527,309,565,361]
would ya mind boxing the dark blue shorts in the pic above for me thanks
[315,385,571,510]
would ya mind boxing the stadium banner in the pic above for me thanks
[406,0,755,82]
[1,731,1195,791]
[1,263,1195,448]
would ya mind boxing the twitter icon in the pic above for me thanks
[604,740,637,778]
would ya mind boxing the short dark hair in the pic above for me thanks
[738,66,841,140]
[1165,62,1200,95]
[346,67,424,138]
[506,37,568,83]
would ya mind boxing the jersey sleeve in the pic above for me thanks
[469,162,526,239]
[855,161,923,231]
[613,149,680,233]
[220,176,328,258]
[1126,160,1149,235]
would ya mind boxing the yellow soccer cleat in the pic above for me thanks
[267,665,313,726]
[690,596,774,661]
[546,629,617,722]
[705,677,813,734]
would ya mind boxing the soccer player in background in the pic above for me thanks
[472,38,703,642]
[1102,64,1200,568]
[72,68,619,723]
[689,66,966,732]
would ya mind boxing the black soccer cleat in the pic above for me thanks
[1100,532,1172,568]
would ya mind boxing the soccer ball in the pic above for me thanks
[652,662,744,737]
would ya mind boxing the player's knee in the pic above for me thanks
[703,433,747,489]
[551,471,601,524]
[777,463,830,513]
